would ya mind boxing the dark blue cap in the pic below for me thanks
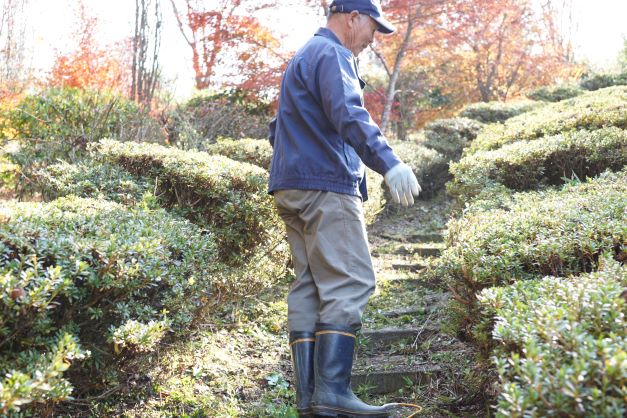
[329,0,395,34]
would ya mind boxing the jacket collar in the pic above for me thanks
[315,27,348,51]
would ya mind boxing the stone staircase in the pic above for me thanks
[351,210,487,417]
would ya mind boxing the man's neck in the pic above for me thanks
[326,21,348,50]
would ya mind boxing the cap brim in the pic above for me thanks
[371,15,395,34]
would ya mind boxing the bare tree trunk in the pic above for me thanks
[379,6,419,135]
[131,0,162,108]
[0,0,29,99]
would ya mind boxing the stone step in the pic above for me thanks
[390,262,426,272]
[378,232,445,243]
[372,243,444,258]
[360,325,440,349]
[352,355,441,394]
[381,301,441,318]
[379,292,449,317]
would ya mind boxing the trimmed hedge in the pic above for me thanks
[479,259,626,417]
[469,86,627,153]
[527,84,583,102]
[439,169,627,346]
[458,100,541,124]
[0,197,219,413]
[449,127,627,201]
[34,161,151,206]
[364,168,385,225]
[205,137,273,170]
[165,90,271,148]
[94,139,288,271]
[422,117,484,160]
[391,141,449,199]
[580,71,627,91]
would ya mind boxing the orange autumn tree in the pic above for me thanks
[169,0,286,100]
[373,0,449,132]
[367,0,578,136]
[48,2,129,92]
[442,0,576,102]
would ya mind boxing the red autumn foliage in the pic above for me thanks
[47,2,130,92]
[170,0,287,100]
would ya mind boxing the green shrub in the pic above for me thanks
[449,127,627,201]
[479,259,626,417]
[0,197,220,413]
[439,169,627,346]
[2,88,164,198]
[527,84,583,102]
[391,141,449,199]
[458,100,541,124]
[165,90,272,149]
[580,71,627,91]
[469,86,627,153]
[363,168,385,225]
[34,161,151,206]
[205,137,273,170]
[94,139,288,272]
[422,117,484,160]
[0,332,87,416]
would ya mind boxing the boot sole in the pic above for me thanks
[313,405,389,418]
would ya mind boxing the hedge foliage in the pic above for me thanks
[363,168,386,225]
[469,86,627,153]
[449,127,627,201]
[34,161,150,206]
[205,137,273,170]
[165,90,272,148]
[1,88,164,199]
[439,169,627,346]
[526,84,583,102]
[422,117,484,160]
[0,197,219,413]
[479,259,626,417]
[391,141,449,199]
[580,71,627,91]
[458,100,541,124]
[94,139,288,273]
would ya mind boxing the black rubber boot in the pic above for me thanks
[290,331,315,418]
[310,324,391,418]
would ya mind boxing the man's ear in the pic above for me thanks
[347,10,360,28]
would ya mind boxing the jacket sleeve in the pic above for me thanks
[315,49,402,176]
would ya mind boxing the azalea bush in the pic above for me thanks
[526,84,583,102]
[205,136,273,170]
[579,71,627,91]
[363,168,386,225]
[458,100,541,124]
[165,89,272,148]
[439,169,627,347]
[422,117,483,160]
[34,160,151,206]
[392,141,449,199]
[479,259,626,417]
[0,197,220,413]
[94,139,289,277]
[468,86,627,153]
[449,127,627,201]
[2,88,163,198]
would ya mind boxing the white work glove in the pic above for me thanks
[384,163,421,207]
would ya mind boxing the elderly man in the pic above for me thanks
[268,0,421,417]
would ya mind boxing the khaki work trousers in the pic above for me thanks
[274,189,376,332]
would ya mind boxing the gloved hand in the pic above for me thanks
[384,163,421,206]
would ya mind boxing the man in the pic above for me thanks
[268,0,421,417]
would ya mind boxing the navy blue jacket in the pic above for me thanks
[268,28,401,201]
